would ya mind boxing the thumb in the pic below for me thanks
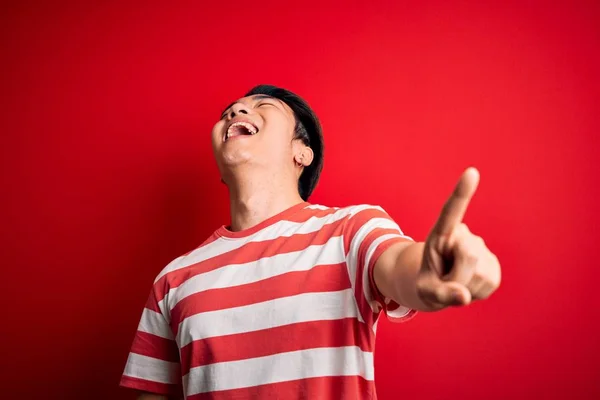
[420,279,472,307]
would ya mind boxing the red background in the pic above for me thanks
[2,1,599,399]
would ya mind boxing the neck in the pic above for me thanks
[226,169,305,232]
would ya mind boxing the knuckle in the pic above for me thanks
[483,272,501,289]
[470,272,484,284]
[475,235,485,246]
[450,224,465,239]
[492,272,502,288]
[492,253,501,266]
[464,250,479,264]
[489,256,502,286]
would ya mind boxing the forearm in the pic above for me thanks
[388,242,440,312]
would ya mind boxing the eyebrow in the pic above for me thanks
[220,94,278,118]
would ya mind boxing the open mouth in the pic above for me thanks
[225,121,258,141]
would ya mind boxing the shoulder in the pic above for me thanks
[311,203,391,223]
[304,204,397,236]
[152,233,221,285]
[333,204,405,239]
[308,203,387,217]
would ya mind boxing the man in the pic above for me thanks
[120,85,501,400]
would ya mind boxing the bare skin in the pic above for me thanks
[136,94,314,400]
[211,94,314,232]
[136,95,501,399]
[374,167,501,311]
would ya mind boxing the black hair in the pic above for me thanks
[244,84,324,201]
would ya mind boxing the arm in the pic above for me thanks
[121,286,183,398]
[374,168,501,312]
[374,241,432,311]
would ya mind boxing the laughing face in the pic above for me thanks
[211,94,308,183]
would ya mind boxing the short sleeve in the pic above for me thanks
[120,287,183,397]
[342,205,417,325]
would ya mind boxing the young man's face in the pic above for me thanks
[211,94,301,178]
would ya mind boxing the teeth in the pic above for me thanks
[226,121,258,139]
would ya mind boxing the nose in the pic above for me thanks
[229,102,249,118]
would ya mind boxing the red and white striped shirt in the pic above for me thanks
[121,202,416,399]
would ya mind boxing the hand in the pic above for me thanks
[417,167,501,309]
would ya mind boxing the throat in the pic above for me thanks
[227,181,305,232]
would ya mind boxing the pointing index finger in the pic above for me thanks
[433,167,480,235]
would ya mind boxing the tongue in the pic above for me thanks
[229,125,251,138]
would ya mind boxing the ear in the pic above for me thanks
[294,146,314,167]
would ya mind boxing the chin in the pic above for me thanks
[219,150,253,167]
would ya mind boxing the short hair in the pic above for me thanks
[244,84,324,201]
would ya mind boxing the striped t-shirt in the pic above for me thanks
[121,202,416,399]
